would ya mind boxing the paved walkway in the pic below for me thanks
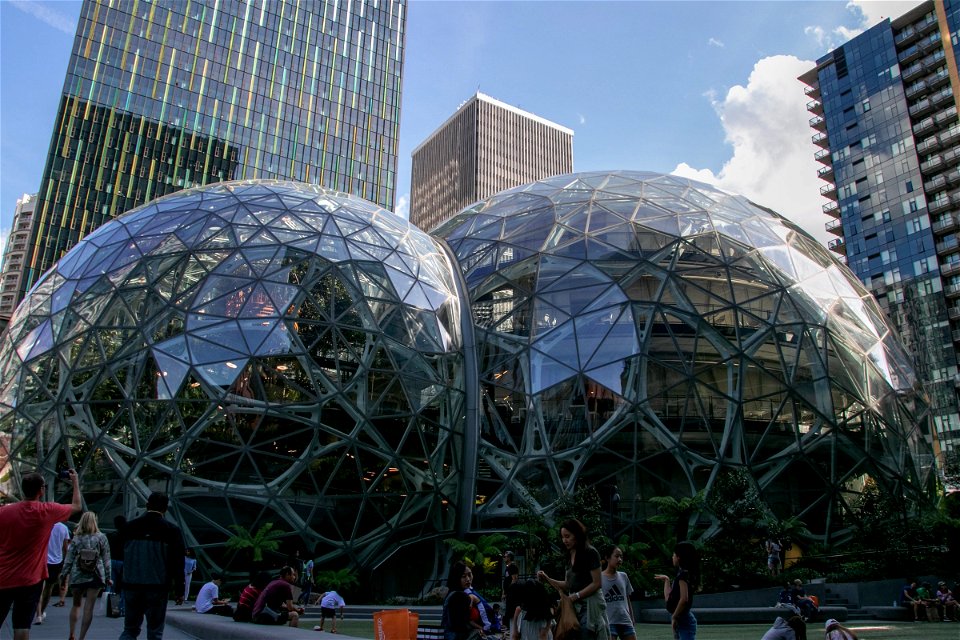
[0,599,199,639]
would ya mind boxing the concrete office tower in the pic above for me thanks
[799,0,960,456]
[0,194,38,324]
[22,0,406,300]
[410,92,573,231]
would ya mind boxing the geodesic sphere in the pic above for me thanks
[0,180,465,569]
[435,170,934,541]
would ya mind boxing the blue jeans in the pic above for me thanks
[120,589,168,640]
[674,611,696,640]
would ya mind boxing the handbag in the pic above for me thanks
[554,594,580,640]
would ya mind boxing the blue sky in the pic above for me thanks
[0,0,923,256]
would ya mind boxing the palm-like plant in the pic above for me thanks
[225,522,286,562]
[444,533,508,587]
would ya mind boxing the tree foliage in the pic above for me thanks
[225,522,286,563]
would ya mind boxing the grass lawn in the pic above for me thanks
[302,620,960,639]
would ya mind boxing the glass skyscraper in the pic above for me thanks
[22,0,405,300]
[800,0,960,460]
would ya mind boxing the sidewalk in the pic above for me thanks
[0,600,199,640]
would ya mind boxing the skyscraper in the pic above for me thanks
[799,0,960,456]
[21,0,406,300]
[0,194,37,324]
[410,92,573,231]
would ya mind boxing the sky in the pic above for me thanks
[0,0,926,263]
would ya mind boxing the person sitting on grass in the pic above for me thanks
[761,615,806,640]
[252,566,304,627]
[823,618,858,639]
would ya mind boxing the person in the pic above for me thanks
[489,603,503,634]
[35,520,71,624]
[195,573,233,616]
[511,579,553,640]
[823,618,858,639]
[252,565,303,627]
[775,583,798,615]
[317,590,346,632]
[182,548,196,603]
[119,492,186,640]
[936,581,958,621]
[233,571,271,623]
[538,518,610,640]
[601,545,635,640]
[107,516,127,616]
[766,538,782,577]
[654,540,699,640]
[299,556,315,605]
[762,615,806,640]
[0,468,82,640]
[502,550,520,633]
[917,582,940,622]
[791,579,819,621]
[443,588,476,640]
[61,511,111,640]
[900,579,925,622]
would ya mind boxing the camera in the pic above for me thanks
[57,468,71,480]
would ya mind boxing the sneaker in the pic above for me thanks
[313,626,324,631]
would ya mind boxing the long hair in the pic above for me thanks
[518,579,553,622]
[787,615,807,640]
[559,518,588,555]
[77,511,100,536]
[446,561,470,591]
[673,541,699,588]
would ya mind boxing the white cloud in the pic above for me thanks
[577,113,586,125]
[10,0,75,35]
[395,193,409,219]
[806,0,924,50]
[672,55,832,246]
[708,37,725,48]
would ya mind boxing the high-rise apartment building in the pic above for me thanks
[21,0,406,300]
[799,0,960,456]
[0,194,38,324]
[410,92,573,231]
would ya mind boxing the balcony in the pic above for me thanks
[909,97,934,118]
[929,197,954,214]
[806,99,823,115]
[895,25,919,46]
[814,148,832,164]
[919,31,942,53]
[820,183,838,200]
[931,86,953,107]
[914,116,936,136]
[828,237,846,255]
[915,12,939,34]
[906,79,928,99]
[944,282,960,298]
[803,84,821,98]
[917,135,940,154]
[818,164,834,180]
[942,261,960,276]
[825,218,843,236]
[941,124,960,146]
[933,214,959,233]
[812,131,829,148]
[822,201,840,218]
[926,66,950,89]
[902,61,924,81]
[898,43,921,64]
[923,49,946,71]
[921,154,944,174]
[935,104,959,125]
[948,305,960,320]
[937,237,959,255]
[809,115,826,131]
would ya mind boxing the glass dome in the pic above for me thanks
[435,170,935,541]
[0,180,466,569]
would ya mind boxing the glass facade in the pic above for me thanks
[436,171,936,543]
[0,181,464,573]
[800,1,960,454]
[24,0,405,300]
[0,173,936,580]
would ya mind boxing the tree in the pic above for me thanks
[315,568,359,593]
[225,522,286,563]
[647,491,707,542]
[444,533,508,588]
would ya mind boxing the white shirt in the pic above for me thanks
[320,591,345,609]
[195,581,220,613]
[47,522,70,564]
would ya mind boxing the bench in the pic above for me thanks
[417,624,446,640]
[860,605,912,621]
[637,606,848,624]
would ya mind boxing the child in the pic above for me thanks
[512,580,553,640]
[601,545,635,640]
[488,603,503,634]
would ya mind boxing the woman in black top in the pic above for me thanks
[538,518,609,640]
[442,562,478,640]
[654,541,699,640]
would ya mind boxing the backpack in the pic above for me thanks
[77,545,100,574]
